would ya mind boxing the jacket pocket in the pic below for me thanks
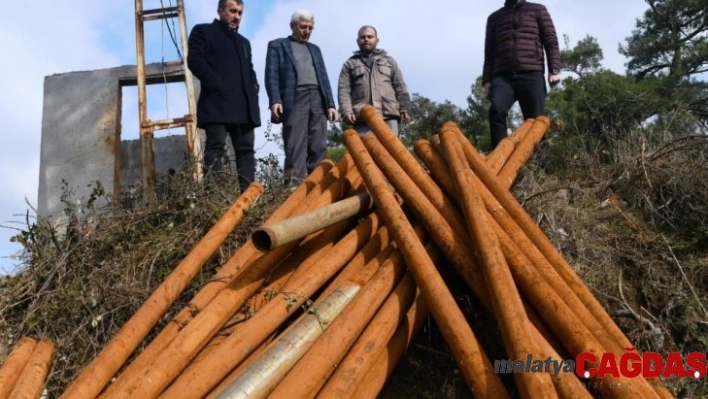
[376,61,393,82]
[381,96,400,118]
[352,66,366,80]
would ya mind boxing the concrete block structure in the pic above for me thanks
[38,63,197,222]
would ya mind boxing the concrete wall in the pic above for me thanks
[120,135,191,189]
[38,63,196,221]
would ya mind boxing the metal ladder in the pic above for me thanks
[133,0,201,194]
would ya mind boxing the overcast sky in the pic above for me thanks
[0,0,649,274]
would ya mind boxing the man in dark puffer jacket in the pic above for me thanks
[483,0,561,149]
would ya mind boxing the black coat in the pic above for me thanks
[187,19,261,129]
[483,0,561,83]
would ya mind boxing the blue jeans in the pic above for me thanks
[488,71,546,149]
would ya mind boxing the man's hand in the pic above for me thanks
[345,113,356,125]
[548,73,561,87]
[270,103,283,121]
[328,108,338,123]
[401,111,411,124]
[484,82,491,98]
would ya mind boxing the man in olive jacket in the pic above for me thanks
[338,25,411,135]
[483,0,561,149]
[187,0,260,192]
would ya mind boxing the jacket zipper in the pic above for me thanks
[368,55,374,105]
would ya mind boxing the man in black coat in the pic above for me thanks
[188,0,261,192]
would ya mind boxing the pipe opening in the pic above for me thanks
[252,228,275,252]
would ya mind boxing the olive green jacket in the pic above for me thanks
[337,49,411,120]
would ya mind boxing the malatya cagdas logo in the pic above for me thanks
[576,348,706,380]
[494,348,707,380]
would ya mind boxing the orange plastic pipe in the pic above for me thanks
[212,282,362,399]
[360,107,465,238]
[416,138,583,357]
[497,117,549,189]
[0,337,36,398]
[102,159,334,394]
[440,129,557,398]
[8,340,55,399]
[237,251,304,320]
[444,123,671,399]
[358,131,510,329]
[487,118,535,174]
[343,127,509,398]
[358,133,484,292]
[481,186,661,397]
[317,273,418,398]
[508,119,535,145]
[412,135,580,393]
[100,160,342,397]
[430,133,441,151]
[272,225,423,399]
[158,212,380,398]
[204,329,276,398]
[437,127,659,397]
[104,162,353,399]
[423,134,594,398]
[489,214,656,399]
[414,143,593,397]
[413,139,459,204]
[268,244,408,398]
[194,239,309,358]
[60,182,264,399]
[317,233,396,300]
[346,290,429,399]
[487,139,515,173]
[535,336,594,399]
[443,123,634,348]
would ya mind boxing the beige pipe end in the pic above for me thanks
[252,227,277,252]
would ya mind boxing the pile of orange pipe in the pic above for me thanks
[0,337,55,398]
[2,103,672,398]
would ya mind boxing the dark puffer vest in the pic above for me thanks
[482,0,561,83]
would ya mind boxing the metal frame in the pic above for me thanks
[134,0,200,195]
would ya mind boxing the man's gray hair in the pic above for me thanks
[290,9,314,25]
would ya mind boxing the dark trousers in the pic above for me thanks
[203,123,255,192]
[282,88,327,185]
[489,71,546,149]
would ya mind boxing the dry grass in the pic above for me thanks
[513,133,708,397]
[0,169,290,398]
